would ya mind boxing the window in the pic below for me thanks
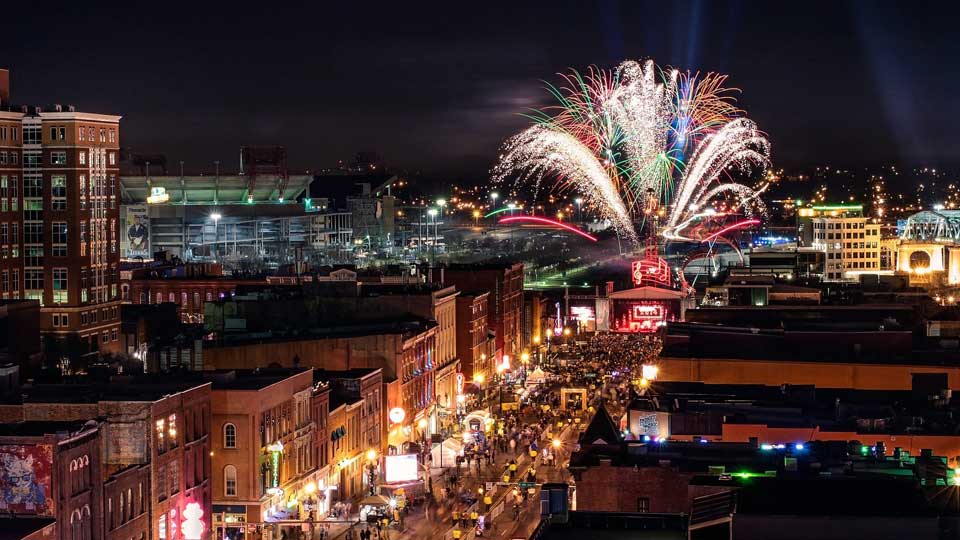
[636,497,649,513]
[79,152,86,165]
[51,176,67,210]
[158,514,166,540]
[25,269,43,290]
[23,126,41,145]
[224,465,238,496]
[99,129,106,143]
[52,222,67,256]
[111,329,117,341]
[50,151,67,165]
[224,423,237,448]
[109,152,116,165]
[156,419,166,454]
[168,414,178,447]
[109,128,116,143]
[78,126,85,141]
[168,460,179,495]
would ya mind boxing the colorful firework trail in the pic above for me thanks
[493,58,770,245]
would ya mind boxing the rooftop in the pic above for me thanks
[208,368,311,391]
[0,420,95,438]
[0,517,56,540]
[14,376,209,404]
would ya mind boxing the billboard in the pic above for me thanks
[384,454,419,483]
[0,445,53,515]
[123,205,150,259]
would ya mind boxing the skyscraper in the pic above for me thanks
[0,69,122,356]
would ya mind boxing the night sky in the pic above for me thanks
[3,1,959,181]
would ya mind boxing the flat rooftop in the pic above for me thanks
[15,376,209,404]
[208,367,310,391]
[0,420,93,437]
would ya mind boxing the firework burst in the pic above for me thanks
[493,58,770,245]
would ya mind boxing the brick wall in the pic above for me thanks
[574,461,693,513]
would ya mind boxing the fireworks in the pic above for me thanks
[493,58,770,245]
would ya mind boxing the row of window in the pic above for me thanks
[0,126,18,142]
[77,126,116,144]
[0,151,18,166]
[106,482,144,532]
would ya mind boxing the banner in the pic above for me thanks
[124,205,150,258]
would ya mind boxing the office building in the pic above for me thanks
[0,69,122,353]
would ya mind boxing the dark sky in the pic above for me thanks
[3,1,959,180]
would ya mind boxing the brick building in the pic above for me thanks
[441,263,523,362]
[204,320,436,452]
[121,263,264,324]
[0,69,122,354]
[209,368,315,540]
[0,420,105,540]
[454,291,490,380]
[0,376,213,540]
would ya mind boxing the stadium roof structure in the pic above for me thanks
[120,174,313,205]
[900,210,960,242]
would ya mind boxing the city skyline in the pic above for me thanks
[3,1,960,181]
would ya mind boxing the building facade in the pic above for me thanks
[210,369,315,540]
[804,204,881,282]
[0,72,122,353]
[455,291,489,381]
[442,263,524,361]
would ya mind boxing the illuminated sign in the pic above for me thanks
[180,502,205,540]
[267,441,283,489]
[384,454,419,483]
[632,257,671,287]
[456,373,464,395]
[146,186,169,204]
[389,407,406,424]
[570,306,595,322]
[615,302,668,334]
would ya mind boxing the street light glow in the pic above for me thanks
[210,212,222,221]
[366,449,377,461]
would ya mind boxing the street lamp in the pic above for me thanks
[575,198,583,222]
[490,192,499,207]
[427,208,438,265]
[473,209,480,226]
[437,198,447,219]
[507,202,516,215]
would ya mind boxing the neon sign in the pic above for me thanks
[267,441,283,490]
[632,256,671,287]
[180,502,205,540]
[456,373,464,395]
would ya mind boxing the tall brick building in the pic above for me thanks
[441,263,524,362]
[0,68,122,356]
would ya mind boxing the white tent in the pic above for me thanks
[525,368,548,387]
[430,438,464,468]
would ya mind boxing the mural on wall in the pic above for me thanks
[0,445,53,515]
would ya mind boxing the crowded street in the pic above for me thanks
[313,332,663,540]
